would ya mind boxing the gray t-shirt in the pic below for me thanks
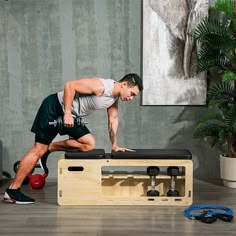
[57,78,118,117]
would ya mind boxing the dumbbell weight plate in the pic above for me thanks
[167,190,179,196]
[57,116,63,129]
[167,166,179,176]
[147,190,159,196]
[147,166,160,176]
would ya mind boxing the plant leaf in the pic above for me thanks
[193,123,225,139]
[223,70,236,81]
[194,17,235,71]
[208,81,235,105]
[195,112,224,127]
[213,0,235,18]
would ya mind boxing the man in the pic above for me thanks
[3,73,143,204]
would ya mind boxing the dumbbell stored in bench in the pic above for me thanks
[49,116,87,130]
[147,166,160,197]
[167,166,180,197]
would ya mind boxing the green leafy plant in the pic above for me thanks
[193,0,236,158]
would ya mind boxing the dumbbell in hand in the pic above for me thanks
[167,166,180,197]
[49,116,87,129]
[147,166,160,197]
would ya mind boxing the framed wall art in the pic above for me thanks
[142,0,209,105]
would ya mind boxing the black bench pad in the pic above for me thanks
[65,149,192,160]
[65,149,105,159]
[111,149,192,159]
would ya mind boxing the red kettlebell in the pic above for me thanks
[28,173,48,189]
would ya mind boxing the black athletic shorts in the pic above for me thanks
[31,93,90,145]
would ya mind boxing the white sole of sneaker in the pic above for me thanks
[3,192,35,205]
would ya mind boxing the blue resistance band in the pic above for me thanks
[184,205,233,219]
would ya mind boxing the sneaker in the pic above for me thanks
[39,150,50,174]
[3,188,35,204]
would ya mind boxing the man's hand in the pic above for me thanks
[112,146,136,152]
[63,113,74,128]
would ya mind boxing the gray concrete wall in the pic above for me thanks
[0,0,220,180]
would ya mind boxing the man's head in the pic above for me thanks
[118,73,143,101]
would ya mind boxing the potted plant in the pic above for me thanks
[193,0,236,187]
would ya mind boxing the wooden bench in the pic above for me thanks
[58,149,193,206]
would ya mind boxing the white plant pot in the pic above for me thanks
[220,154,236,188]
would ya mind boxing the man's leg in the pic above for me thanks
[9,143,48,189]
[4,143,48,204]
[48,133,96,152]
[39,133,95,173]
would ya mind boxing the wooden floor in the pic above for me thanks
[0,178,236,236]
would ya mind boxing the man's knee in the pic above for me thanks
[83,139,96,151]
[33,143,49,157]
[77,134,96,151]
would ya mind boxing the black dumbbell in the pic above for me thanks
[49,116,87,129]
[167,166,179,197]
[147,166,160,197]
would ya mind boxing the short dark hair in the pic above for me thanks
[119,73,143,91]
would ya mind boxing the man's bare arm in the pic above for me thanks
[63,78,104,127]
[107,100,119,149]
[107,100,135,152]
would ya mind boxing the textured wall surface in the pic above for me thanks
[0,0,220,179]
